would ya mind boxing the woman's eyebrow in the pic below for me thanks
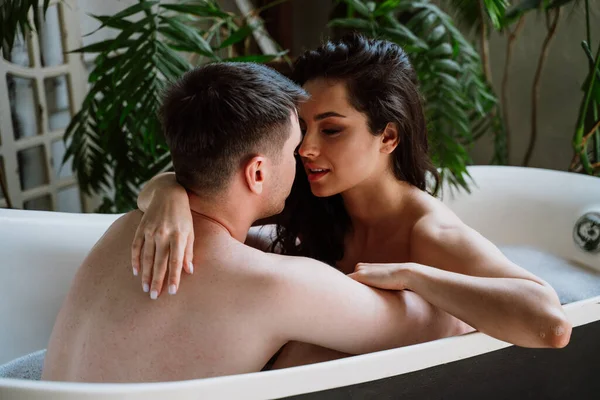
[314,111,346,121]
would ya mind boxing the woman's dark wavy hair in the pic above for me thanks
[272,34,439,266]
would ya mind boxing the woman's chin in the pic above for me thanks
[309,185,336,198]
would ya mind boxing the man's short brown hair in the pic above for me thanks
[160,62,308,195]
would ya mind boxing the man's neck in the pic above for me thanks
[188,192,255,243]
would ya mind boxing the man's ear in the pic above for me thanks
[380,122,400,154]
[244,156,267,194]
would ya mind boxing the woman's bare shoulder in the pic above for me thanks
[404,188,462,230]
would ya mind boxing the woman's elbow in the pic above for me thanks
[536,285,572,348]
[546,317,572,349]
[538,312,572,349]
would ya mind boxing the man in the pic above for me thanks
[42,63,468,383]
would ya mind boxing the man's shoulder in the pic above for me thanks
[120,209,144,225]
[208,244,342,298]
[104,210,143,235]
[256,253,344,288]
[87,210,142,254]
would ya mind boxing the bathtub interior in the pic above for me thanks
[0,211,121,364]
[440,166,599,271]
[0,166,599,394]
[441,166,600,304]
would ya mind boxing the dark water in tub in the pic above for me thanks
[500,245,600,304]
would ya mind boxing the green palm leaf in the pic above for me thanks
[571,40,600,176]
[63,0,287,212]
[483,0,509,29]
[444,0,509,34]
[1,0,51,54]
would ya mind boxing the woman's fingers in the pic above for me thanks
[149,237,170,299]
[131,224,145,277]
[136,226,194,299]
[167,235,187,295]
[183,232,195,275]
[348,263,406,290]
[141,235,156,294]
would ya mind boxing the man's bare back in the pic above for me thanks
[42,211,467,383]
[42,211,288,382]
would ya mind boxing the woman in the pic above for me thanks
[131,35,570,363]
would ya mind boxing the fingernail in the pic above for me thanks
[133,268,138,276]
[168,284,177,295]
[143,283,149,293]
[188,262,194,274]
[150,290,158,300]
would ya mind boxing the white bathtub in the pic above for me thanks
[1,166,599,399]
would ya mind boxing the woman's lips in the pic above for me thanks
[306,168,330,182]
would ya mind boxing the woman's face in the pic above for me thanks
[297,78,387,197]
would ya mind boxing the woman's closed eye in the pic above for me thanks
[322,128,342,135]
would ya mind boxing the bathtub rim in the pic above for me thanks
[1,294,598,399]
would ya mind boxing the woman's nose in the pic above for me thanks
[298,131,319,158]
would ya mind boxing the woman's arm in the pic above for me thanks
[137,172,184,212]
[350,214,571,349]
[131,173,194,298]
[131,173,280,298]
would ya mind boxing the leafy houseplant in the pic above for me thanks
[445,0,599,174]
[1,0,288,212]
[497,0,598,172]
[501,0,599,175]
[63,0,288,212]
[569,0,600,176]
[1,0,50,54]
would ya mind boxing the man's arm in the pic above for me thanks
[266,255,470,356]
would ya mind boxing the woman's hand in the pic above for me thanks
[348,263,416,291]
[131,175,194,299]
